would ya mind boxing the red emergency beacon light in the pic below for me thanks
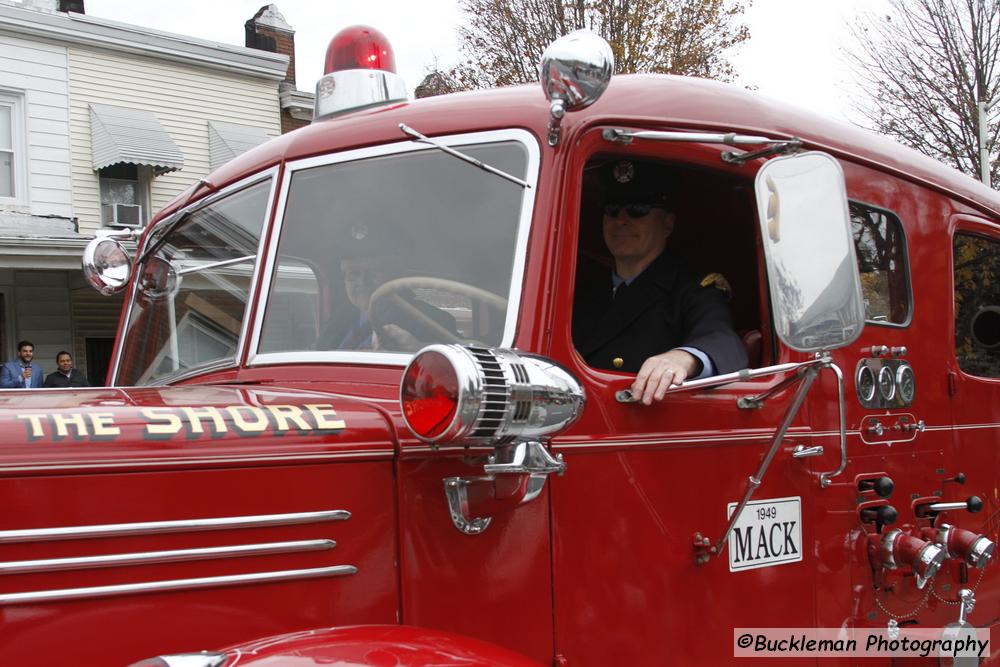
[314,25,408,120]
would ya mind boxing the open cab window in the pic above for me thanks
[572,153,764,375]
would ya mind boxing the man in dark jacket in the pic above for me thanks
[42,351,90,388]
[573,160,747,405]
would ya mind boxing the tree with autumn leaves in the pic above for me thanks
[416,0,751,97]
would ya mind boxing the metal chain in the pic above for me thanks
[931,567,986,605]
[874,585,931,620]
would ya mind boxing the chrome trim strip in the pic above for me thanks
[110,167,280,386]
[0,565,357,605]
[175,254,257,276]
[247,129,540,368]
[0,510,350,544]
[0,450,394,473]
[0,539,335,574]
[552,432,777,449]
[950,422,1000,431]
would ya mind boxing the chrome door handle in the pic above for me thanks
[792,444,824,458]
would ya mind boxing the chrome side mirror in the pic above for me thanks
[539,29,614,146]
[82,233,133,296]
[755,152,865,352]
[137,256,179,300]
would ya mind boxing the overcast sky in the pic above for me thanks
[83,0,888,125]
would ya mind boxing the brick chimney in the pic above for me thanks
[245,4,296,87]
[246,5,310,133]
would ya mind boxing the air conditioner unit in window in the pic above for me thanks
[101,203,143,228]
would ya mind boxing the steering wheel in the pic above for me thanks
[367,276,508,347]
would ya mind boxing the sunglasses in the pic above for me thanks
[603,202,662,218]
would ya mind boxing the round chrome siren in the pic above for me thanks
[400,344,585,446]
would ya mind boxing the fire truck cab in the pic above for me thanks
[3,28,1000,666]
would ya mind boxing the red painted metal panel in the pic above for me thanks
[217,624,542,666]
[0,386,398,666]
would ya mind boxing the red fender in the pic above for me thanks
[218,625,543,666]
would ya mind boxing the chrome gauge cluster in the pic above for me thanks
[856,349,915,409]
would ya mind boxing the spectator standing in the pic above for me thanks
[0,340,44,389]
[43,351,89,388]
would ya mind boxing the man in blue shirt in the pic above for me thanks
[0,340,44,389]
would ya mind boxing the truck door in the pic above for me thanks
[546,130,825,665]
[947,216,1000,616]
[246,129,555,663]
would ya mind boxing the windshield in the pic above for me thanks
[256,137,532,359]
[115,179,271,385]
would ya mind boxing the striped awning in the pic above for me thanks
[89,103,184,174]
[207,121,270,170]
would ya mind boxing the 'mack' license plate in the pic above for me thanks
[726,496,802,572]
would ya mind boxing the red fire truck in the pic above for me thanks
[3,26,1000,666]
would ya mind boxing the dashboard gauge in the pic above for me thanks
[856,364,876,404]
[878,365,896,402]
[896,364,915,404]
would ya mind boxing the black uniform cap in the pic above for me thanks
[602,160,673,207]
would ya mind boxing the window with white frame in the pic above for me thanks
[0,92,25,201]
[99,163,151,227]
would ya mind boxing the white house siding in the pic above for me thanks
[0,32,72,218]
[67,45,281,234]
[69,282,123,383]
[0,270,72,373]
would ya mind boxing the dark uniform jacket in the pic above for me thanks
[42,369,90,388]
[572,251,748,375]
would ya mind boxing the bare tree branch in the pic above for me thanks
[846,0,1000,185]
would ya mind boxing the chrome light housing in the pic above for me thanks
[82,234,133,295]
[540,29,614,111]
[400,344,585,446]
[539,29,614,146]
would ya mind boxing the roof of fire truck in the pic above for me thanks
[185,73,1000,221]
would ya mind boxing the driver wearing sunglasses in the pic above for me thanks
[573,160,747,405]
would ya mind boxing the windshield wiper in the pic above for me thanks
[398,123,530,189]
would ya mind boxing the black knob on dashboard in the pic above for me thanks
[967,496,984,514]
[860,505,897,529]
[859,476,894,498]
[945,472,967,485]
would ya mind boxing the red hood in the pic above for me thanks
[0,384,400,472]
